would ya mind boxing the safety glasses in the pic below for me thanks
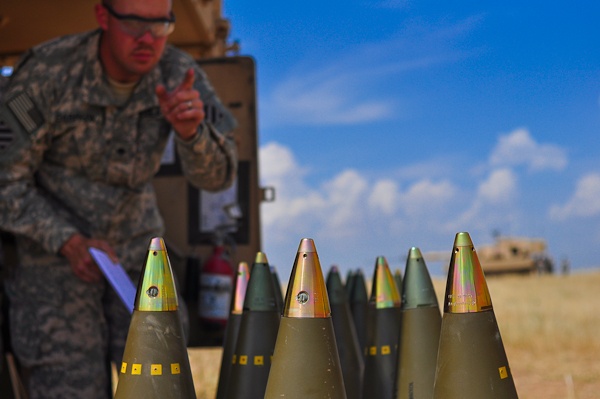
[103,3,176,38]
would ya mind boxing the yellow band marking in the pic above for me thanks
[254,356,264,365]
[499,366,508,379]
[369,346,377,355]
[171,363,181,375]
[132,364,142,375]
[120,362,127,374]
[151,364,163,376]
[239,355,248,365]
[381,345,391,355]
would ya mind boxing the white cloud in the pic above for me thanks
[549,173,600,220]
[259,142,301,179]
[263,68,394,127]
[489,128,568,172]
[366,178,457,219]
[256,135,600,277]
[321,170,370,234]
[259,144,370,241]
[477,168,517,204]
[448,168,518,232]
[368,179,400,215]
[259,142,308,195]
[259,142,460,250]
[260,18,480,128]
[399,179,457,216]
[259,142,315,231]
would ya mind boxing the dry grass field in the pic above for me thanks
[461,271,600,399]
[188,270,600,399]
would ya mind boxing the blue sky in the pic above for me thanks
[224,1,600,281]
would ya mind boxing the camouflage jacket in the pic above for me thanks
[0,30,237,261]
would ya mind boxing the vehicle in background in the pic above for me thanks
[476,236,554,275]
[423,235,555,276]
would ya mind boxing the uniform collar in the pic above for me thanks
[81,30,162,113]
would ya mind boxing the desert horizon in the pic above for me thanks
[187,269,600,399]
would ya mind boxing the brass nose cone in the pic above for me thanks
[444,232,493,313]
[283,238,330,318]
[148,236,167,252]
[232,261,250,314]
[135,237,178,312]
[454,231,473,247]
[369,256,401,309]
[255,251,268,264]
[298,237,317,253]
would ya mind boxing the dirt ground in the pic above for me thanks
[190,271,600,398]
[188,330,600,399]
[508,346,600,399]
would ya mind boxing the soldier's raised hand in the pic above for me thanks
[156,68,205,140]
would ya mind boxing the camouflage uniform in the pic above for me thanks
[0,30,237,398]
[0,75,6,379]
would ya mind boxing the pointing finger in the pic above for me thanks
[177,68,195,91]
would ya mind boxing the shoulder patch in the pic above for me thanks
[7,92,44,134]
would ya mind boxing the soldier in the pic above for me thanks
[0,74,6,379]
[0,0,237,398]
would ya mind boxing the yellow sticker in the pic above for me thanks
[240,355,248,365]
[171,363,181,375]
[151,364,162,376]
[132,364,142,375]
[232,354,237,364]
[499,366,508,379]
[254,356,264,366]
[369,346,377,356]
[120,362,127,374]
[381,345,391,355]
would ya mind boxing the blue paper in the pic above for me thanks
[89,248,136,314]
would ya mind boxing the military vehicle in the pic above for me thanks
[424,235,555,275]
[476,236,554,275]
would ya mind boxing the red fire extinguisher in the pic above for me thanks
[198,232,234,327]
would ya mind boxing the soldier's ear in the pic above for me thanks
[95,3,109,30]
